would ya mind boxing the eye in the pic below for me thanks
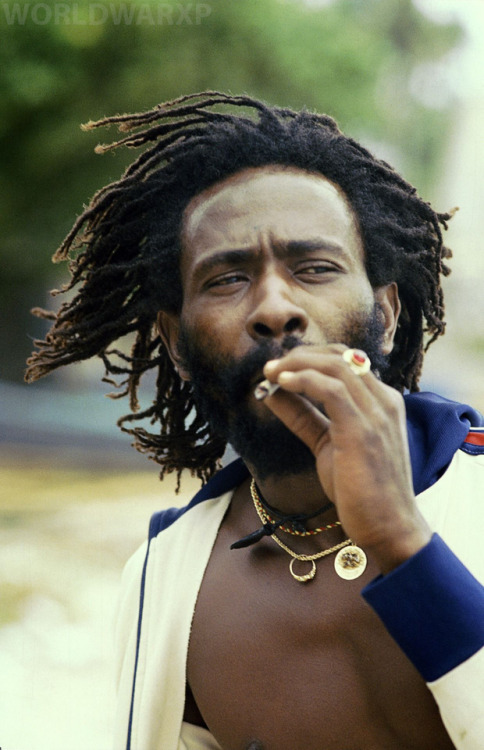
[295,262,339,279]
[206,272,248,290]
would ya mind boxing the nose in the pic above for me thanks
[245,275,309,340]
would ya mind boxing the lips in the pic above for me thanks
[248,340,307,399]
[251,372,266,389]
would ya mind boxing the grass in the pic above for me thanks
[0,460,200,513]
[0,581,39,626]
[0,455,202,628]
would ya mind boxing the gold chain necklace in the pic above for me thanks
[252,485,341,536]
[250,479,367,583]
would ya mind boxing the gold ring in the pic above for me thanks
[289,558,317,582]
[342,348,371,376]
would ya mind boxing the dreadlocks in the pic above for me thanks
[25,91,453,484]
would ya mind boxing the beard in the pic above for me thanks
[178,305,389,480]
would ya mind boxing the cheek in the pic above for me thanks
[182,303,247,352]
[339,280,375,316]
[309,288,375,338]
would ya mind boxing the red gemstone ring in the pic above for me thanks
[342,348,371,376]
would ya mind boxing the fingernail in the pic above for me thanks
[263,359,280,374]
[277,371,295,384]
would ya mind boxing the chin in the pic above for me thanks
[226,410,316,480]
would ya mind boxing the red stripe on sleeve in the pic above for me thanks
[465,431,484,446]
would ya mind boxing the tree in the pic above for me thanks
[0,0,461,380]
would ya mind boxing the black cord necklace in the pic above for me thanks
[230,482,334,550]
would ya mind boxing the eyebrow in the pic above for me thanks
[191,238,347,281]
[284,238,346,257]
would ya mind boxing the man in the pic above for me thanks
[26,92,484,750]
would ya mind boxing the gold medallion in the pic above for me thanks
[334,545,367,580]
[289,558,317,583]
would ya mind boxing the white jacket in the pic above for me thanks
[114,418,484,750]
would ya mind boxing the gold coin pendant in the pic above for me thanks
[334,545,367,580]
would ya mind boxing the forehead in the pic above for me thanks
[180,166,363,272]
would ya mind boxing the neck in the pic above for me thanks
[245,463,336,525]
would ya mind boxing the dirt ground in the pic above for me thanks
[0,455,200,750]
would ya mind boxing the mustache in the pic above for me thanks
[225,335,306,401]
[177,324,309,415]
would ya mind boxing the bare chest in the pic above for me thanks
[186,526,455,750]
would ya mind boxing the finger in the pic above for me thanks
[263,348,378,411]
[263,387,331,457]
[274,369,361,433]
[275,365,406,433]
[264,343,345,377]
[265,345,373,381]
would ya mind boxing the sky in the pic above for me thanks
[415,0,484,99]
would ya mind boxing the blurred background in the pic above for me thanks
[1,0,483,747]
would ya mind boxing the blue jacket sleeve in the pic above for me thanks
[362,534,484,682]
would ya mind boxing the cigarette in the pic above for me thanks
[254,379,280,401]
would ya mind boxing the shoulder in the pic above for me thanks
[404,391,484,495]
[417,445,484,584]
[148,458,250,541]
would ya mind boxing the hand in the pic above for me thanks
[262,345,432,574]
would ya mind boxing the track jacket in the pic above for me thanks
[113,392,484,750]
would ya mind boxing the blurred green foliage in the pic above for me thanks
[0,0,462,380]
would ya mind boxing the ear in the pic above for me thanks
[157,310,191,381]
[374,282,401,355]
